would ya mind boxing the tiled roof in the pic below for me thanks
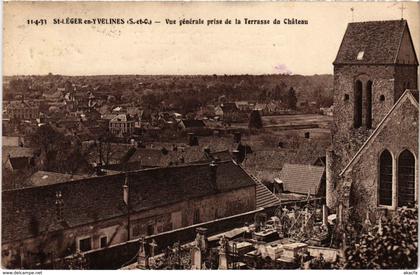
[2,136,21,147]
[203,150,232,162]
[245,171,281,208]
[125,146,229,167]
[124,148,173,167]
[181,119,206,128]
[408,89,419,103]
[7,157,31,170]
[2,161,255,243]
[221,103,239,112]
[110,114,134,123]
[334,20,417,65]
[7,101,39,109]
[2,146,35,163]
[255,181,282,208]
[278,163,325,195]
[26,171,87,188]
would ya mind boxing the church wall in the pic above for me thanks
[340,98,418,220]
[394,65,418,100]
[329,65,395,207]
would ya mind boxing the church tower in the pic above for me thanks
[326,20,418,207]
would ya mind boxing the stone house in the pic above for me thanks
[6,101,40,120]
[326,20,418,219]
[109,114,135,137]
[214,103,242,122]
[2,161,257,268]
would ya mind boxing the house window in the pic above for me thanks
[380,95,385,102]
[147,224,155,236]
[379,150,393,206]
[193,209,200,224]
[366,81,373,129]
[132,225,140,237]
[100,236,108,248]
[357,51,364,60]
[344,94,349,101]
[398,150,415,207]
[354,80,363,128]
[78,237,92,252]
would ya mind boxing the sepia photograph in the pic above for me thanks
[1,1,419,271]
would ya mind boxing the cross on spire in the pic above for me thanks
[350,7,355,22]
[399,2,406,19]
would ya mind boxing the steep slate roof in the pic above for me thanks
[2,160,256,243]
[278,163,325,195]
[334,20,418,65]
[340,89,419,176]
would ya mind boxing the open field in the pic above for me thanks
[262,114,333,128]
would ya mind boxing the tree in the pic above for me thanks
[272,81,287,101]
[9,78,30,95]
[336,207,418,269]
[142,93,161,109]
[314,86,333,108]
[27,124,91,174]
[248,110,263,129]
[286,87,297,110]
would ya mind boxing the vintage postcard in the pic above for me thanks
[2,1,419,271]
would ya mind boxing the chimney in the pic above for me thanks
[55,191,64,222]
[188,133,198,146]
[233,131,242,143]
[209,161,218,190]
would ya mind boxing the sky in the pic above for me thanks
[3,1,420,76]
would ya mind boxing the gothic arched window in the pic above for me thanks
[366,81,373,129]
[379,150,393,206]
[398,150,415,207]
[354,80,363,128]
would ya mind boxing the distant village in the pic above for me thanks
[2,19,418,270]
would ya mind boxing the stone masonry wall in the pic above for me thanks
[2,185,255,268]
[339,96,418,220]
